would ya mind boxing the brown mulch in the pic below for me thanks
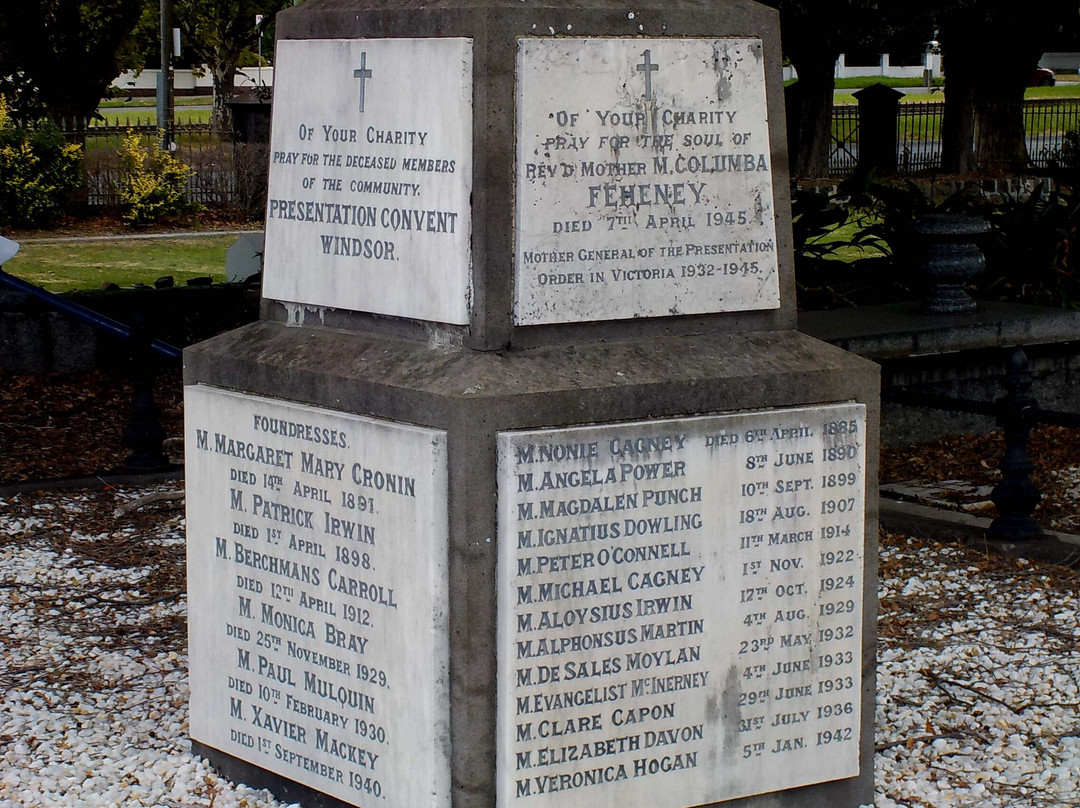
[5,209,258,241]
[3,363,1079,526]
[0,364,183,485]
[881,425,1080,530]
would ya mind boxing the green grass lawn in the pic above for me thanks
[95,106,212,127]
[834,91,941,104]
[835,83,1080,105]
[833,76,944,90]
[830,87,1080,142]
[99,96,211,109]
[1026,84,1080,100]
[4,236,232,292]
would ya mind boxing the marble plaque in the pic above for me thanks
[185,386,450,808]
[262,38,473,324]
[496,405,865,808]
[514,38,781,325]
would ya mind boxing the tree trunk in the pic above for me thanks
[939,16,1045,176]
[973,92,1030,173]
[786,52,839,178]
[212,63,237,134]
[941,57,1035,175]
[940,64,975,174]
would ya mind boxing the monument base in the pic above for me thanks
[184,321,879,808]
[192,740,355,808]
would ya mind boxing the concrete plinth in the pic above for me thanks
[185,322,879,808]
[184,2,881,806]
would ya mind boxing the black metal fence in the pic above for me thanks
[46,98,1080,204]
[830,98,1080,176]
[896,100,945,173]
[56,118,267,212]
[829,104,860,176]
[1025,99,1080,166]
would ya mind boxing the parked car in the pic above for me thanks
[1030,67,1056,87]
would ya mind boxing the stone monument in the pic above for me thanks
[183,1,880,807]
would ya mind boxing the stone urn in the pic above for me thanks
[912,213,991,314]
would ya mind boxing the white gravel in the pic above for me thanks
[0,484,292,808]
[1,483,1078,807]
[875,533,1080,807]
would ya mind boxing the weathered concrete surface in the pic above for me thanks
[881,498,1080,568]
[0,290,98,373]
[801,302,1080,445]
[192,3,879,806]
[799,301,1080,360]
[271,0,797,351]
[186,320,880,808]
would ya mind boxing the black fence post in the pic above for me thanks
[120,314,170,473]
[852,83,904,178]
[988,348,1044,542]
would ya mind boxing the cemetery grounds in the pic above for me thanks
[0,367,1078,806]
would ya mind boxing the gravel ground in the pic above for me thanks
[1,481,1078,807]
[0,484,285,808]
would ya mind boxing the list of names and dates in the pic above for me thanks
[496,404,865,808]
[515,38,781,325]
[185,386,451,808]
[261,37,473,325]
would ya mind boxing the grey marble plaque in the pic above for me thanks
[496,405,865,808]
[514,38,781,325]
[185,386,450,808]
[262,38,473,324]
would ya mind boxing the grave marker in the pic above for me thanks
[185,2,879,808]
[496,405,865,808]
[185,387,451,808]
[514,38,781,324]
[261,38,473,324]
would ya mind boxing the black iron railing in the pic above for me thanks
[885,347,1080,542]
[829,97,1080,176]
[0,268,179,472]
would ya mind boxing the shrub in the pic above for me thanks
[790,184,897,309]
[116,131,198,225]
[1052,129,1080,190]
[0,97,82,227]
[797,176,1080,310]
[978,184,1080,308]
[231,141,270,220]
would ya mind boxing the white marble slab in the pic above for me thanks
[185,386,450,808]
[496,405,865,808]
[514,38,781,325]
[262,38,473,324]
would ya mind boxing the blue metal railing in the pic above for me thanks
[0,268,181,360]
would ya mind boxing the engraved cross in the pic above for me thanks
[637,49,659,100]
[353,52,373,113]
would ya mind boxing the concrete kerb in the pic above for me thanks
[0,468,184,499]
[881,497,1080,568]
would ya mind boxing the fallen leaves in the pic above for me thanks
[0,366,183,485]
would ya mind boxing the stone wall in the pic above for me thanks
[0,285,259,373]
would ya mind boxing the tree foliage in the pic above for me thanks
[770,0,1078,177]
[175,0,292,131]
[0,98,82,226]
[0,0,145,122]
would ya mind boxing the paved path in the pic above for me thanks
[16,229,261,245]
